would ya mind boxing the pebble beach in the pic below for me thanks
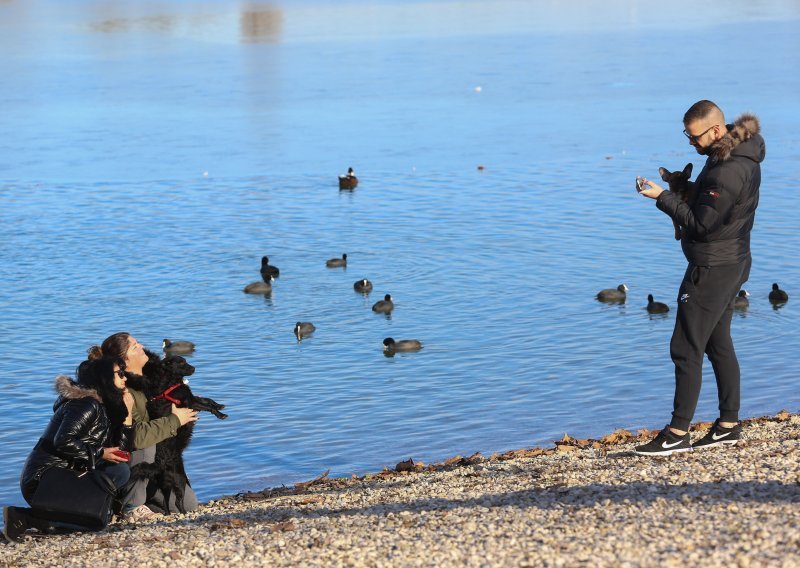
[2,411,798,567]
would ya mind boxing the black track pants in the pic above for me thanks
[669,258,751,431]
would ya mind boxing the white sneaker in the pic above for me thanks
[126,505,160,521]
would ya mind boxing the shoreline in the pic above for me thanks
[2,410,798,566]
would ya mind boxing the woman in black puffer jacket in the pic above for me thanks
[3,355,134,542]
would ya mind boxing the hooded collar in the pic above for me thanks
[709,113,761,162]
[54,375,103,404]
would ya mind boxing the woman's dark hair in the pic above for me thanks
[86,332,131,362]
[76,356,128,432]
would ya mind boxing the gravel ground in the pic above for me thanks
[2,412,799,567]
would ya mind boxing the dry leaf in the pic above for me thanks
[209,518,247,532]
[298,496,322,505]
[465,452,485,464]
[395,458,415,472]
[294,470,329,490]
[270,520,297,533]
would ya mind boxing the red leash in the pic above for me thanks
[151,382,184,405]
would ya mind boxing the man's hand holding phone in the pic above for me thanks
[636,176,665,199]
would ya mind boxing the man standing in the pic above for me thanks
[635,100,765,455]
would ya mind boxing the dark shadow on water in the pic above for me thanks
[646,312,670,321]
[596,299,626,306]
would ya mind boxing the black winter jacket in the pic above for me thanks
[657,113,765,266]
[20,376,133,503]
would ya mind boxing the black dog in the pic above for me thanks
[125,351,227,514]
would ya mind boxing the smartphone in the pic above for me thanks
[112,450,131,461]
[636,176,646,192]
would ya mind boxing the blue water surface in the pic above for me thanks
[1,0,799,506]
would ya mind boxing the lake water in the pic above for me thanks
[1,0,799,507]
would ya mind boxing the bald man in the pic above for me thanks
[635,100,765,455]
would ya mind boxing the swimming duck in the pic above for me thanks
[646,294,669,314]
[372,294,394,313]
[260,256,280,279]
[294,322,316,338]
[244,275,273,294]
[768,283,789,303]
[733,289,749,309]
[163,339,195,355]
[326,254,347,268]
[338,167,358,190]
[354,278,373,293]
[383,337,422,353]
[597,284,628,303]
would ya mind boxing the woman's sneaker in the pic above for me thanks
[124,505,160,522]
[3,506,29,543]
[634,426,692,456]
[692,420,742,449]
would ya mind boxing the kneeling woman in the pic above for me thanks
[3,356,134,542]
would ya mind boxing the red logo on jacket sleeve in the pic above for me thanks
[706,191,720,198]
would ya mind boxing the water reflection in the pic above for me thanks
[646,313,670,321]
[91,14,183,34]
[87,5,283,44]
[240,8,282,43]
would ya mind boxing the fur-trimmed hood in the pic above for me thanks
[710,113,763,162]
[54,375,103,404]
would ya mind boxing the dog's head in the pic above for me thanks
[658,163,693,196]
[135,351,195,397]
[163,356,195,381]
[150,356,196,407]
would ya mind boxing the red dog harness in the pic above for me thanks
[151,383,184,405]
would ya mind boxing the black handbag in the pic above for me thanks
[31,467,117,528]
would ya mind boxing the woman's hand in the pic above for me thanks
[123,389,135,425]
[638,179,666,200]
[102,447,130,463]
[171,404,199,426]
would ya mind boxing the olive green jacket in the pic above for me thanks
[130,387,181,450]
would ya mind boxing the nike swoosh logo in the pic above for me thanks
[712,431,732,441]
[661,440,684,449]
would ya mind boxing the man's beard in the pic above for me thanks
[695,143,711,156]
